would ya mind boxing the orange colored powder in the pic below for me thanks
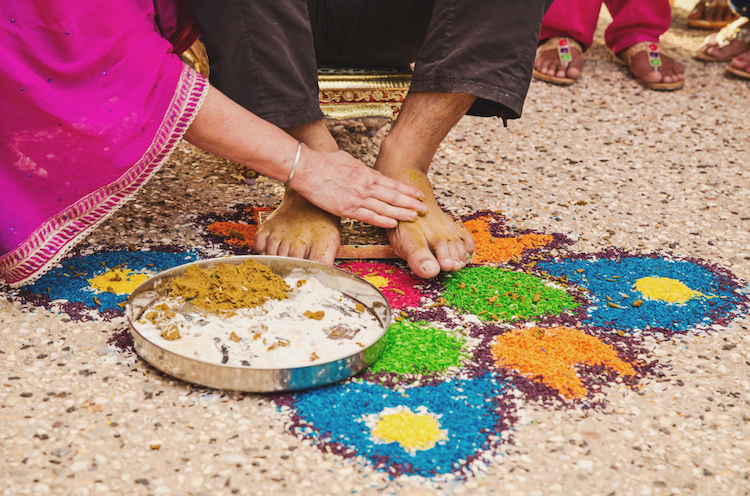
[463,215,553,264]
[207,222,257,249]
[490,326,635,399]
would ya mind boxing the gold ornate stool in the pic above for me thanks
[317,67,411,121]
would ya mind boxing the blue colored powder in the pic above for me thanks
[22,250,200,312]
[291,375,506,477]
[538,256,744,332]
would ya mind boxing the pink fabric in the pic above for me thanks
[539,0,672,54]
[0,1,207,286]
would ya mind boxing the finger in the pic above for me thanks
[362,197,422,223]
[372,173,425,200]
[369,184,427,213]
[348,208,398,229]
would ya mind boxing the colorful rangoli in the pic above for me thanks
[8,209,749,480]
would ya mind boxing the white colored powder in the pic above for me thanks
[136,276,383,367]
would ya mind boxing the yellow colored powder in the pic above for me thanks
[160,324,181,341]
[364,275,390,289]
[303,310,325,320]
[168,260,290,314]
[371,410,447,451]
[634,276,706,304]
[88,268,150,295]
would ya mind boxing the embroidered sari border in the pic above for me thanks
[0,66,209,287]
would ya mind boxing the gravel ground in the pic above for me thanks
[2,2,749,495]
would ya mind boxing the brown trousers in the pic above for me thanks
[189,0,553,127]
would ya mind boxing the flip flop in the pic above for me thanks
[726,52,750,78]
[616,42,684,91]
[725,64,750,77]
[687,0,740,30]
[688,18,738,29]
[693,17,750,61]
[532,37,582,86]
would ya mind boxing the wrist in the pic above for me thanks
[284,141,303,188]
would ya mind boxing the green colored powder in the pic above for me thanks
[371,319,467,375]
[442,267,578,322]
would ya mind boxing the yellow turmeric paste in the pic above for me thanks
[168,260,290,314]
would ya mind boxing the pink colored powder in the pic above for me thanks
[339,261,424,310]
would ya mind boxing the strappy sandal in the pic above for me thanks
[533,37,583,85]
[694,17,750,61]
[726,51,750,78]
[616,42,684,91]
[688,0,740,29]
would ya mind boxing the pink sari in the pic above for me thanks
[0,1,208,287]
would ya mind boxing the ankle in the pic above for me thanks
[376,134,433,176]
[284,120,339,153]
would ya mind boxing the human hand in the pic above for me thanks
[287,147,427,228]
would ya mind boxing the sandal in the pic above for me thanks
[694,17,750,61]
[616,42,685,91]
[726,51,750,78]
[688,0,739,29]
[532,37,583,85]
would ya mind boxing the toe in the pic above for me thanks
[555,63,568,79]
[533,55,544,72]
[406,245,441,279]
[276,240,291,258]
[254,230,270,255]
[540,57,556,75]
[309,240,337,266]
[434,239,458,273]
[288,242,307,260]
[461,231,476,258]
[265,236,282,256]
[566,65,582,79]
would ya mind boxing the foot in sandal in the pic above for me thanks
[533,37,584,85]
[727,49,750,78]
[618,42,685,91]
[695,18,750,61]
[688,0,739,29]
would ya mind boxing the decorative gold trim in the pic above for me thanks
[319,88,407,104]
[320,102,403,120]
[318,74,412,90]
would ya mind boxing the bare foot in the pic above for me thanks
[626,50,685,85]
[254,190,340,263]
[699,26,750,59]
[534,41,583,81]
[730,49,750,72]
[376,166,475,278]
[253,120,342,264]
[689,0,738,24]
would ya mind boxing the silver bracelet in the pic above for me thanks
[284,141,303,188]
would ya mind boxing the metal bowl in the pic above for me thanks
[125,256,391,392]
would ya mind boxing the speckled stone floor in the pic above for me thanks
[2,2,749,495]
